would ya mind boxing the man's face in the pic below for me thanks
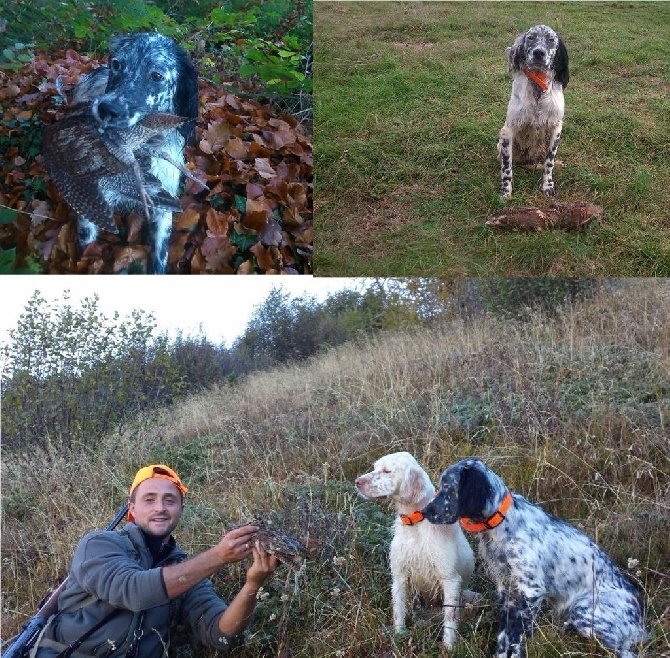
[129,478,184,539]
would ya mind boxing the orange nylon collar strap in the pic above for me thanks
[523,68,549,91]
[460,491,513,532]
[400,511,425,526]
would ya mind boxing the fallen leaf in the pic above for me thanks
[225,137,248,160]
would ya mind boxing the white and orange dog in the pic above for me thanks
[355,452,475,648]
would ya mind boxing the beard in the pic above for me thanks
[138,515,179,540]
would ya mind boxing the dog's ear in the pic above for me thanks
[399,465,428,505]
[173,46,199,143]
[109,34,132,56]
[457,461,493,518]
[507,33,525,74]
[553,37,569,89]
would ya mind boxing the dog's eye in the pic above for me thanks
[110,58,122,72]
[150,71,164,82]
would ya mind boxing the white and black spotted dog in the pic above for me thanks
[498,25,569,199]
[72,33,199,273]
[422,458,648,658]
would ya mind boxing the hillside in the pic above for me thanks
[2,280,669,656]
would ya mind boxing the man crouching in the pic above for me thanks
[32,464,277,656]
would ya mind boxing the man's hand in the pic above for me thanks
[217,544,279,637]
[213,524,259,564]
[246,545,278,589]
[163,524,259,600]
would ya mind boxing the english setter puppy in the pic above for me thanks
[72,33,198,273]
[422,458,648,658]
[355,452,475,649]
[498,25,569,198]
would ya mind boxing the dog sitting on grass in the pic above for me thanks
[355,451,475,649]
[422,458,648,658]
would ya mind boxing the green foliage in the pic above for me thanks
[239,37,312,95]
[0,247,42,273]
[0,41,35,72]
[480,279,598,319]
[0,292,185,451]
[1,0,178,53]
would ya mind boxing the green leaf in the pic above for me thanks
[2,48,14,60]
[234,195,246,214]
[0,208,18,224]
[0,248,17,272]
[230,230,258,253]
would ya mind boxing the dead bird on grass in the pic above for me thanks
[486,201,603,231]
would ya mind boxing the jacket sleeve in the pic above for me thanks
[70,531,169,612]
[179,578,243,651]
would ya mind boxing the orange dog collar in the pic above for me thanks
[460,491,513,532]
[523,68,549,91]
[400,511,425,525]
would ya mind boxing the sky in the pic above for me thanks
[0,277,364,348]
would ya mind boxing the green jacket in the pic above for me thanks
[34,523,239,657]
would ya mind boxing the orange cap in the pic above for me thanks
[127,464,188,521]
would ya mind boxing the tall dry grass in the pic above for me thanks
[2,279,669,656]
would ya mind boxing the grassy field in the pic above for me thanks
[2,279,669,657]
[313,2,670,277]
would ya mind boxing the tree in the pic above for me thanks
[1,291,182,451]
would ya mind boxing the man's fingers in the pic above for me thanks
[226,525,259,540]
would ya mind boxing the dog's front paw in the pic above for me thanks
[500,187,513,199]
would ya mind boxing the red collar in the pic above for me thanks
[399,510,425,526]
[460,491,513,532]
[523,69,549,91]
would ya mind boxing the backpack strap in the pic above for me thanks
[33,530,147,657]
[53,608,122,658]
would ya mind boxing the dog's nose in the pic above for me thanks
[95,99,124,123]
[533,48,546,59]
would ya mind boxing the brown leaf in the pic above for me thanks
[113,246,147,273]
[243,197,270,232]
[201,120,232,153]
[295,225,313,245]
[254,157,276,180]
[38,229,59,260]
[249,141,271,158]
[205,244,236,273]
[282,207,304,230]
[251,241,278,271]
[225,137,248,160]
[205,207,230,237]
[260,219,283,246]
[237,259,254,274]
[173,208,201,232]
[287,183,307,209]
[246,182,264,200]
[126,213,143,244]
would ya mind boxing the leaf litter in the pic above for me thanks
[0,48,312,274]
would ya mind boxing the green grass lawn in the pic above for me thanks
[314,2,670,276]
